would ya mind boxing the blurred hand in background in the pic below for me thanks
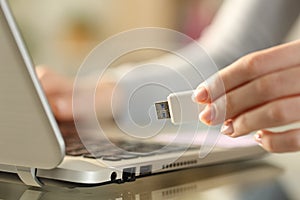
[36,66,74,121]
[36,66,115,123]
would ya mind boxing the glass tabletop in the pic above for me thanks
[0,156,295,200]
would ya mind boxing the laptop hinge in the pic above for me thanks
[16,167,43,187]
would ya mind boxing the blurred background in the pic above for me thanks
[5,0,300,77]
[8,0,223,76]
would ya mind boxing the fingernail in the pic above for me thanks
[221,120,234,135]
[199,104,215,125]
[254,131,263,145]
[192,86,208,103]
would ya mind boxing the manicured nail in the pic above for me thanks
[221,120,234,135]
[192,86,208,103]
[199,104,215,125]
[254,131,263,146]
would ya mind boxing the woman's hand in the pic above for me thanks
[193,40,300,153]
[36,66,116,122]
[36,66,74,121]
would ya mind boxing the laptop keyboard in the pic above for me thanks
[65,138,195,161]
[60,121,197,162]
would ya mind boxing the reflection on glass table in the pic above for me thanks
[0,161,288,200]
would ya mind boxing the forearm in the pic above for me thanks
[200,0,300,69]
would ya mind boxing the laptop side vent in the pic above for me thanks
[162,159,197,169]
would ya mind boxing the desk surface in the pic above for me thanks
[1,153,300,200]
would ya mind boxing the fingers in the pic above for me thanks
[217,66,300,120]
[36,66,115,122]
[194,40,300,153]
[194,40,300,133]
[222,96,300,137]
[36,66,74,121]
[194,40,300,103]
[48,96,73,121]
[199,95,226,125]
[222,40,300,92]
[36,65,73,95]
[254,129,300,153]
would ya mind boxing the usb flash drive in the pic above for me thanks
[155,90,205,125]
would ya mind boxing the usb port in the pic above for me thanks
[122,167,136,182]
[140,165,152,176]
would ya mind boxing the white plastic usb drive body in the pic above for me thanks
[155,90,205,125]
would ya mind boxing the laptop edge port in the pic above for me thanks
[140,165,152,176]
[122,167,136,182]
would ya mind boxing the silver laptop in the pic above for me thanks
[0,0,266,187]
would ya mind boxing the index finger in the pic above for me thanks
[198,40,300,103]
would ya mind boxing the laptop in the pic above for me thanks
[0,0,266,187]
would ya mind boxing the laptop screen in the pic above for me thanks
[0,1,64,169]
